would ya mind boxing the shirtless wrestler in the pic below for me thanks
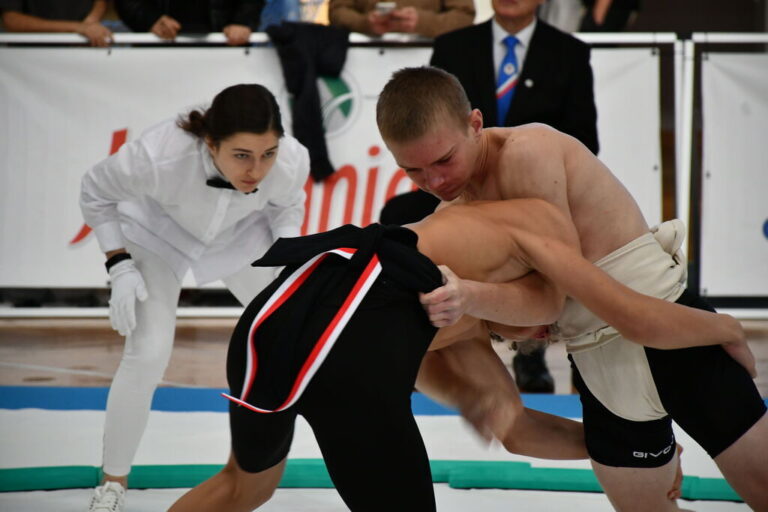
[376,66,767,511]
[168,197,750,512]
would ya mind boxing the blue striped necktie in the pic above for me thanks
[496,35,520,125]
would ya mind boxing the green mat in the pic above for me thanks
[0,459,741,502]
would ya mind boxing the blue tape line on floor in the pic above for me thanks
[0,386,226,412]
[0,386,608,417]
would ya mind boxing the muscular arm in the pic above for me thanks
[462,271,565,325]
[421,268,564,327]
[421,129,579,328]
[515,226,746,351]
[421,177,580,327]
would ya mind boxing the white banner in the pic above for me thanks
[700,53,768,296]
[592,48,662,228]
[0,46,661,288]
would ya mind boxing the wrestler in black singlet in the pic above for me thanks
[227,224,442,512]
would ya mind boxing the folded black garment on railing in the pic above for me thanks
[266,22,350,181]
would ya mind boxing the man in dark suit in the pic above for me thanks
[431,1,598,151]
[381,0,599,393]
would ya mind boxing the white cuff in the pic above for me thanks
[94,221,126,253]
[272,225,300,241]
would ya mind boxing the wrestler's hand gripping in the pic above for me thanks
[723,337,757,379]
[419,265,469,328]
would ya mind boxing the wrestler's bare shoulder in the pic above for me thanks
[482,125,575,196]
[488,123,571,159]
[410,202,532,282]
[454,125,575,220]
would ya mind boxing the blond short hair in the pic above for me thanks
[376,67,471,143]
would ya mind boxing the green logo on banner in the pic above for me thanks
[319,75,358,138]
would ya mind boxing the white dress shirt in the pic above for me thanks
[80,118,310,285]
[492,17,537,84]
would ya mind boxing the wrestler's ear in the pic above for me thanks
[468,109,483,137]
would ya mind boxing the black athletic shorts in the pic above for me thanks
[227,254,438,511]
[571,288,766,468]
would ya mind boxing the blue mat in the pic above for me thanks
[3,386,764,417]
[0,386,586,417]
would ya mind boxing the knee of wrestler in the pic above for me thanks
[501,431,523,454]
[460,391,524,449]
[222,457,278,508]
[498,402,528,454]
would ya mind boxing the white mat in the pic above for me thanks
[0,409,748,511]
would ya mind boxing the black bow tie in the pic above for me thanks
[206,177,258,194]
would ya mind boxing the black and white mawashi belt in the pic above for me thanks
[223,247,381,413]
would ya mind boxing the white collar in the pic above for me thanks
[200,140,226,180]
[491,16,536,50]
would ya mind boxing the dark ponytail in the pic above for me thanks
[180,110,207,138]
[178,84,284,145]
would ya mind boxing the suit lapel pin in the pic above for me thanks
[524,79,534,88]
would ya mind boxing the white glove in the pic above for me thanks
[108,259,148,336]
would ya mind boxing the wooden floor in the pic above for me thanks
[1,317,767,396]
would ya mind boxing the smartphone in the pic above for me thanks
[375,2,396,15]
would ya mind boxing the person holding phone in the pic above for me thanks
[328,0,474,38]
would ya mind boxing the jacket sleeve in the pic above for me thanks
[429,33,452,69]
[265,141,310,240]
[114,0,163,32]
[560,43,600,155]
[0,0,24,15]
[413,0,474,38]
[235,0,264,29]
[79,138,158,253]
[217,0,264,30]
[328,0,372,35]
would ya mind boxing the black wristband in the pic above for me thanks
[105,252,132,272]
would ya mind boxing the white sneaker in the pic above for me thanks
[88,481,126,512]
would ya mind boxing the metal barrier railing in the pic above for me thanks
[2,31,764,315]
[0,31,678,45]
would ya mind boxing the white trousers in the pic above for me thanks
[101,242,273,476]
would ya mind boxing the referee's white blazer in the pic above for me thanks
[80,118,310,285]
